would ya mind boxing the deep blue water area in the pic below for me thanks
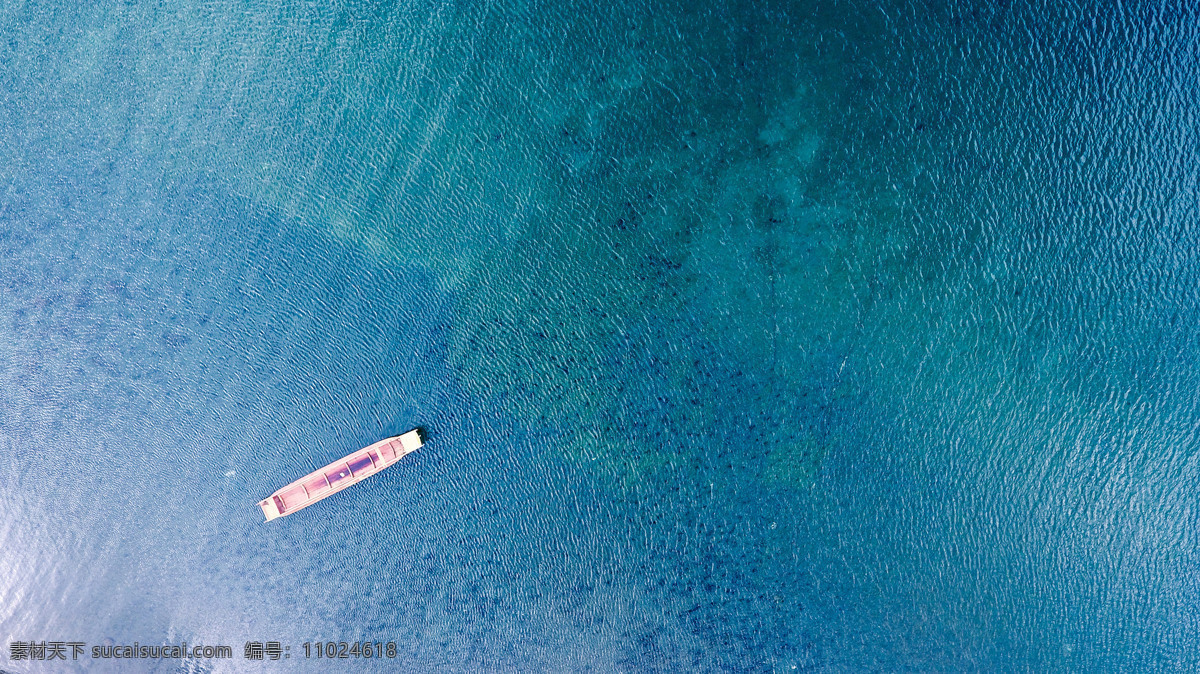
[3,0,1200,671]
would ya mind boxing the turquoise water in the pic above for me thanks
[2,0,1200,670]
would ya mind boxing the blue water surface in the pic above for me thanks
[3,0,1200,671]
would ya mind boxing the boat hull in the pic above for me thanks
[258,429,423,521]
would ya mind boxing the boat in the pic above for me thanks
[258,429,424,521]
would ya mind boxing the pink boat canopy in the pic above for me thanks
[258,429,423,521]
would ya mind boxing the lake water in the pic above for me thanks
[2,0,1199,671]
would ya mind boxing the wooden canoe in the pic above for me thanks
[258,429,423,521]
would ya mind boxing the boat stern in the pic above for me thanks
[398,428,424,455]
